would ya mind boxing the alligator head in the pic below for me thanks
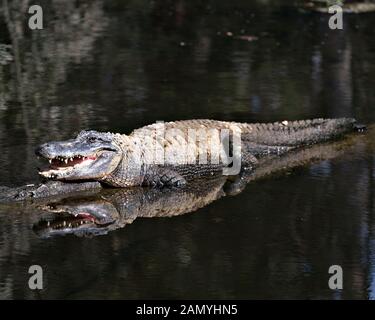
[33,196,122,237]
[35,130,123,182]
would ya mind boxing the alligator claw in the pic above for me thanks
[354,123,367,133]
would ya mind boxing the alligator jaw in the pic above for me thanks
[34,212,99,237]
[34,199,118,237]
[38,154,97,179]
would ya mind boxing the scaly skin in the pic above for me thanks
[30,124,371,237]
[33,118,359,188]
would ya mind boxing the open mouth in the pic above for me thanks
[33,208,101,236]
[38,154,97,178]
[33,204,115,237]
[42,212,97,230]
[49,155,97,169]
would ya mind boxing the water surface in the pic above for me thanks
[0,0,375,299]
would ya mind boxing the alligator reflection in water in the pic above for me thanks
[34,177,228,237]
[30,126,373,237]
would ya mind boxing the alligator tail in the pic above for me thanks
[239,118,359,147]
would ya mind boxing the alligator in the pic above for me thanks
[30,125,372,237]
[0,118,365,203]
[34,118,362,189]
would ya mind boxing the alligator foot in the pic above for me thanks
[354,123,367,133]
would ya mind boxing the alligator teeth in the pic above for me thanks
[63,221,66,226]
[70,157,73,161]
[64,159,68,164]
[49,159,52,164]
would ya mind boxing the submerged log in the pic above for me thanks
[0,181,102,203]
[303,1,375,13]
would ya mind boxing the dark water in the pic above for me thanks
[1,0,375,299]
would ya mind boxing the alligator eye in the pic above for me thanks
[88,137,98,143]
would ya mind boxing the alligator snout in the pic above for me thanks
[35,143,52,158]
[35,140,77,159]
[35,142,64,159]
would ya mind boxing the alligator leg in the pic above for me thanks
[143,167,187,187]
[223,172,253,196]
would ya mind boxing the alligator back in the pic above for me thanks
[131,118,357,148]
